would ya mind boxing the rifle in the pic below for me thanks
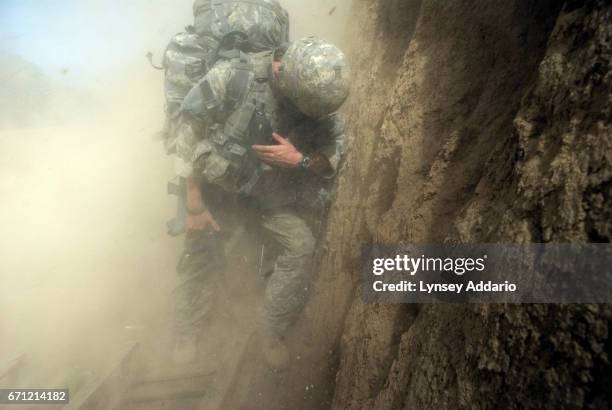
[238,104,275,195]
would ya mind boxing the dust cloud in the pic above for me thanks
[0,0,352,396]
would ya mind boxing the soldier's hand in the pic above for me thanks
[186,209,221,232]
[252,133,304,169]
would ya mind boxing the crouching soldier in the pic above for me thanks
[172,37,350,369]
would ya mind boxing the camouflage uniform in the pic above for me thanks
[173,51,345,339]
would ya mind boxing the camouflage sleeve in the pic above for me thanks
[174,60,234,177]
[313,113,346,178]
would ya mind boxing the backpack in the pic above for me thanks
[158,0,289,108]
[193,0,289,52]
[153,0,289,143]
[162,27,213,110]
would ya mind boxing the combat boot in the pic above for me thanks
[262,334,290,370]
[172,334,198,366]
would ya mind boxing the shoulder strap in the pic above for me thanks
[224,52,254,112]
[252,54,271,82]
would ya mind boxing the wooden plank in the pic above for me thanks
[64,342,139,410]
[127,373,212,403]
[136,365,216,385]
[198,331,254,410]
[0,354,26,386]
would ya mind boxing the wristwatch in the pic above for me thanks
[300,155,312,170]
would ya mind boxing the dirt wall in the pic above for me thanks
[289,0,612,408]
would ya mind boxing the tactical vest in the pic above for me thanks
[203,50,280,195]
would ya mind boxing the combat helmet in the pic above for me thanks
[277,37,351,118]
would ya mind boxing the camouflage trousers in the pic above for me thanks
[173,205,316,338]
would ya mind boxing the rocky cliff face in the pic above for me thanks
[290,1,611,409]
